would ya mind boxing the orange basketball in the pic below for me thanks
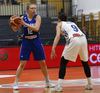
[9,15,21,26]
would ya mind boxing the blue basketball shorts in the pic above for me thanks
[20,37,45,61]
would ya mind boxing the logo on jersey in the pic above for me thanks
[24,17,27,22]
[21,56,23,57]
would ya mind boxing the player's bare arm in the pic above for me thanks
[51,22,62,59]
[22,15,41,32]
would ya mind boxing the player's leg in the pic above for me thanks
[51,56,69,92]
[39,60,48,76]
[81,61,91,81]
[59,56,69,79]
[79,36,93,89]
[13,60,27,90]
[31,37,55,87]
[58,56,69,86]
[39,60,55,87]
[52,38,80,92]
[13,39,31,90]
[81,61,93,90]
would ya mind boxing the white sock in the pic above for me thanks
[87,77,92,85]
[58,79,63,87]
[44,75,49,82]
[14,78,19,84]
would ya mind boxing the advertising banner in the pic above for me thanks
[0,44,100,70]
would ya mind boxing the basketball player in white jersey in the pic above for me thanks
[50,13,93,92]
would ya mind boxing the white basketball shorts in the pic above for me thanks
[62,36,88,62]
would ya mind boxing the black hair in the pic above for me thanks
[58,13,67,21]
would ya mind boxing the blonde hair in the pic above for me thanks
[26,3,34,10]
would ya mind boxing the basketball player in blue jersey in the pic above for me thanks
[50,13,93,92]
[11,3,55,90]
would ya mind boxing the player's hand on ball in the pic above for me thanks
[20,16,26,26]
[9,15,22,32]
[50,48,57,59]
[9,15,21,26]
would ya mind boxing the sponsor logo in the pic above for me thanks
[89,44,100,64]
[90,53,100,63]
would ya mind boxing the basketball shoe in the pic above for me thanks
[85,84,93,90]
[45,81,55,88]
[51,85,63,92]
[13,83,19,90]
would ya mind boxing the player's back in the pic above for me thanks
[61,21,84,40]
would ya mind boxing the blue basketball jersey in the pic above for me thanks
[22,14,39,37]
[20,14,45,61]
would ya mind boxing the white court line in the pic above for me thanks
[0,75,15,78]
[0,78,100,88]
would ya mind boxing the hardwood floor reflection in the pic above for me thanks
[0,66,100,93]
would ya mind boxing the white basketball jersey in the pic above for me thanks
[61,21,84,42]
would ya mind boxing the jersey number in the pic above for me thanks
[28,28,33,34]
[71,25,78,32]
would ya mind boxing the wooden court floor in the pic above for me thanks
[0,66,100,93]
